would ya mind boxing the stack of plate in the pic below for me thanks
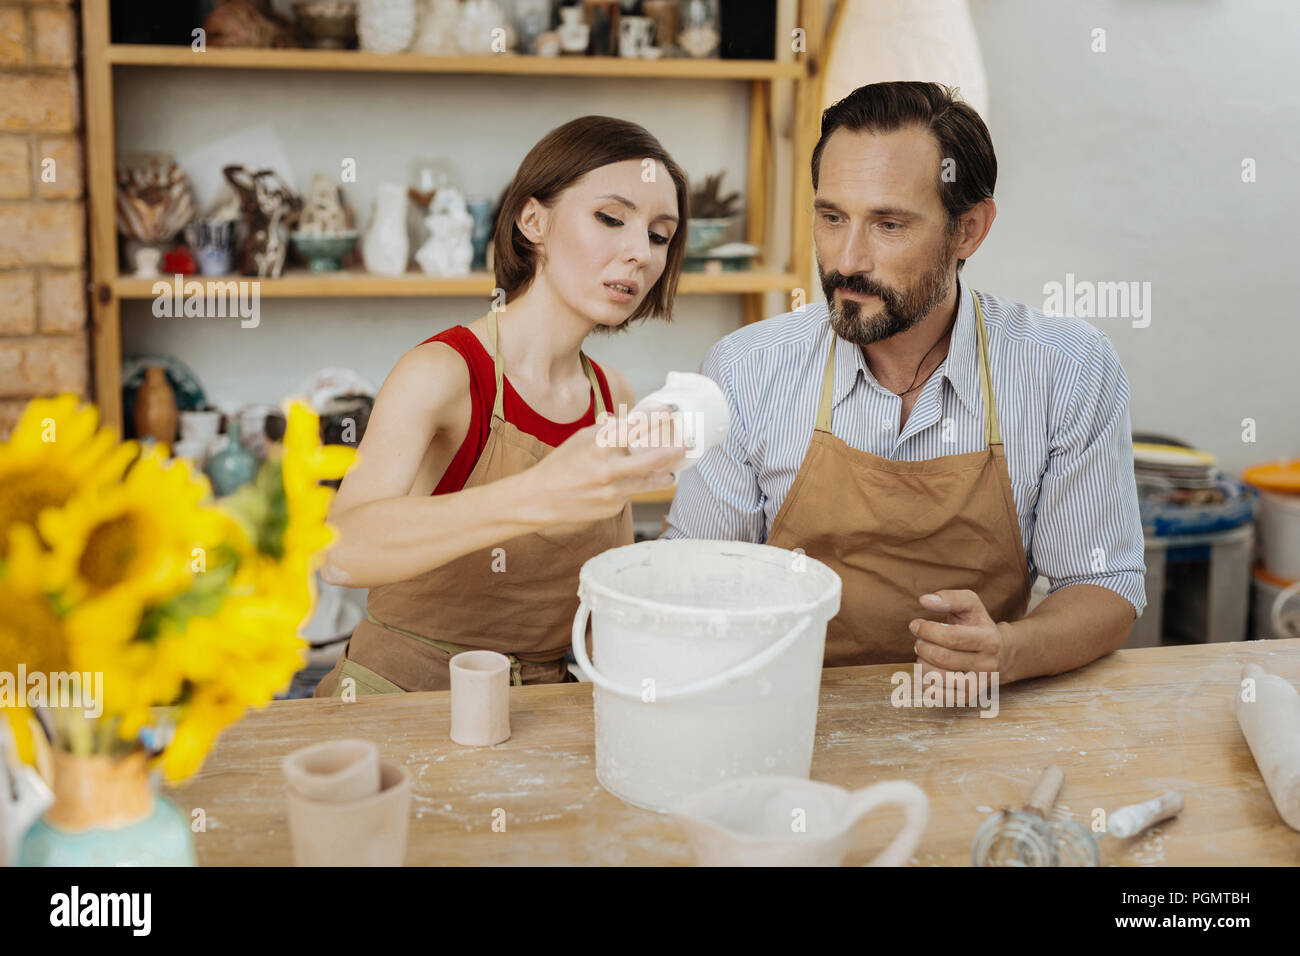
[1133,442,1218,491]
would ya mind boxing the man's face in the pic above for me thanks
[813,126,960,347]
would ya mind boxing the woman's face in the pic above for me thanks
[526,159,679,329]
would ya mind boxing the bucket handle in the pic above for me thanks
[571,601,814,703]
[1271,580,1300,638]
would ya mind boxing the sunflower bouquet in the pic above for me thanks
[0,395,354,782]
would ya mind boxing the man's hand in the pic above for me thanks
[909,589,1015,684]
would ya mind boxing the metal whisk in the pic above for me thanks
[971,765,1064,866]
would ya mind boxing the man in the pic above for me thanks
[664,81,1145,685]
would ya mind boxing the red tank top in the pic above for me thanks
[420,325,614,495]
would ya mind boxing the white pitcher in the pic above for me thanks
[671,776,929,866]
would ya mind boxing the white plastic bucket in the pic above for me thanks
[571,539,841,813]
[1258,490,1300,581]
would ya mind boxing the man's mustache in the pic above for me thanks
[824,271,894,301]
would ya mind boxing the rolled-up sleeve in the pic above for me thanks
[1031,332,1147,616]
[661,337,766,543]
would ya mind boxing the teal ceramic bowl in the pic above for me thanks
[291,232,359,272]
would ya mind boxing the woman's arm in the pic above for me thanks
[321,346,681,589]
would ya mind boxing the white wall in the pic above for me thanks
[962,0,1298,475]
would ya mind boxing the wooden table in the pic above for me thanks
[171,639,1300,866]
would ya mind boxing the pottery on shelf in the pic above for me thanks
[186,218,238,276]
[358,0,417,53]
[134,365,178,445]
[294,0,359,48]
[412,0,461,54]
[207,419,258,496]
[291,232,360,271]
[619,15,654,58]
[457,0,512,54]
[679,0,720,57]
[467,197,493,271]
[132,245,164,278]
[363,182,411,276]
[19,750,195,867]
[449,651,511,746]
[284,759,411,866]
[223,164,303,279]
[414,185,473,277]
[558,5,589,54]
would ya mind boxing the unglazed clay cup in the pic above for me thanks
[285,759,411,866]
[282,738,380,803]
[450,650,511,747]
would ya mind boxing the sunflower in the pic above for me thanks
[280,399,355,562]
[0,525,66,764]
[40,446,227,613]
[0,395,137,558]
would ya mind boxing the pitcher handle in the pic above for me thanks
[571,601,813,703]
[1270,580,1300,638]
[846,780,930,867]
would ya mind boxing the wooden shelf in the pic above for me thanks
[112,268,801,300]
[107,44,803,80]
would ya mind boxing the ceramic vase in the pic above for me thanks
[558,5,589,53]
[363,183,410,276]
[207,420,258,496]
[358,0,417,53]
[134,365,178,445]
[19,750,195,867]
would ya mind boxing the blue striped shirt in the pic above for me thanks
[662,275,1147,617]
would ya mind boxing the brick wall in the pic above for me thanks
[0,0,87,438]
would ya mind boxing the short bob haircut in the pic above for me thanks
[492,115,689,325]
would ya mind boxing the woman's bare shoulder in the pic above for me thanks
[381,337,471,415]
[599,362,637,412]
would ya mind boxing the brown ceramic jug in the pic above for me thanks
[134,365,178,445]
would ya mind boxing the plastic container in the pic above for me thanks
[571,539,841,812]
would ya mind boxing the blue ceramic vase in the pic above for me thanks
[18,752,195,867]
[207,419,257,496]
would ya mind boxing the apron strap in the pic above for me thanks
[813,287,1003,446]
[814,326,838,432]
[487,310,506,421]
[365,611,528,686]
[486,310,608,422]
[970,291,1002,447]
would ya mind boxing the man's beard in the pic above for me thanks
[818,232,959,347]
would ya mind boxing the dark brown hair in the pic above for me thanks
[811,82,996,272]
[492,115,689,324]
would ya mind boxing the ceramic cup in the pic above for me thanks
[619,15,654,57]
[285,758,410,866]
[449,650,511,747]
[282,738,380,803]
[179,409,222,444]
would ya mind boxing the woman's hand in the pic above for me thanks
[518,410,688,526]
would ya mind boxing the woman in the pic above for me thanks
[313,116,689,696]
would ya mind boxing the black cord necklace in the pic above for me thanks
[888,310,958,398]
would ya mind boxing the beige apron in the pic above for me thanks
[314,312,634,696]
[766,289,1032,667]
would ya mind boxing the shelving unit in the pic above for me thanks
[81,0,826,440]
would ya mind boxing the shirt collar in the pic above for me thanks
[826,274,982,420]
